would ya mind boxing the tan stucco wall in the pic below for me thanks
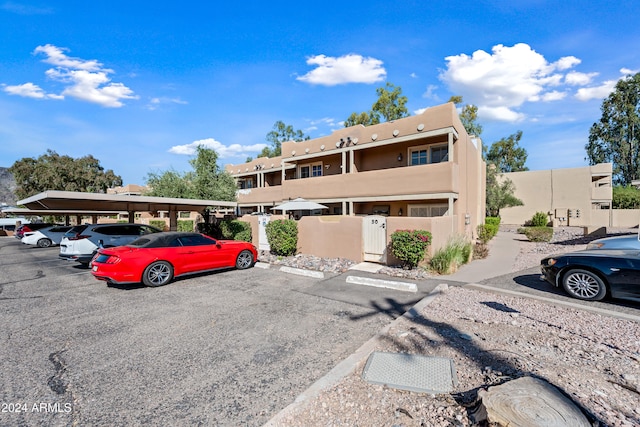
[499,164,612,227]
[297,215,363,261]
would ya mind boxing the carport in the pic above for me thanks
[16,190,237,231]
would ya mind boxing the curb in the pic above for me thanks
[264,283,449,426]
[465,283,640,323]
[279,266,324,279]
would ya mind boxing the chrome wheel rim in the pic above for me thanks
[148,263,171,285]
[566,272,600,299]
[237,252,252,269]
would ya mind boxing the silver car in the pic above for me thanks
[60,223,162,266]
[586,234,640,250]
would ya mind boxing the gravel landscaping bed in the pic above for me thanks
[265,227,640,426]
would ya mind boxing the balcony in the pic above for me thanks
[236,185,284,205]
[591,185,612,201]
[282,162,459,200]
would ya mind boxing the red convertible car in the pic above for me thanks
[91,232,257,287]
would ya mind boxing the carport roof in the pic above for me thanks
[1,207,124,216]
[17,190,237,213]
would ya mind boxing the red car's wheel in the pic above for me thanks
[143,261,174,287]
[236,250,254,270]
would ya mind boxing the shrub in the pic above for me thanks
[197,221,221,238]
[523,226,553,242]
[177,220,194,232]
[477,223,498,244]
[234,229,252,242]
[430,235,472,274]
[220,219,252,241]
[530,211,549,227]
[265,219,298,256]
[473,243,489,259]
[485,216,501,227]
[390,229,433,269]
[149,220,167,231]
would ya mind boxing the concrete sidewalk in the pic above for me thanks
[439,231,522,282]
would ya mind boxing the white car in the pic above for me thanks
[21,225,72,247]
[60,223,162,266]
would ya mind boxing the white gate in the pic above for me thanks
[258,215,271,252]
[362,215,387,263]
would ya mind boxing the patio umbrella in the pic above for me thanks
[271,197,328,213]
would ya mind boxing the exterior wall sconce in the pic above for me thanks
[397,153,403,162]
[398,208,403,216]
[325,164,330,169]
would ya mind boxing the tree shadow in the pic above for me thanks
[350,291,618,425]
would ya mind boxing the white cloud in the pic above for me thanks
[2,82,62,99]
[146,96,188,110]
[541,90,567,101]
[422,84,439,100]
[553,56,581,70]
[410,72,418,78]
[169,138,267,157]
[34,44,104,71]
[565,71,598,86]
[296,54,386,86]
[1,2,53,14]
[414,107,428,115]
[1,44,137,107]
[575,80,617,101]
[621,67,640,75]
[439,43,603,122]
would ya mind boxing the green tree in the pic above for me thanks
[612,185,640,208]
[258,121,310,158]
[344,82,409,127]
[144,169,194,199]
[586,72,640,185]
[448,96,483,137]
[486,164,524,217]
[145,146,236,201]
[486,131,529,172]
[9,149,122,200]
[188,145,236,201]
[344,111,379,127]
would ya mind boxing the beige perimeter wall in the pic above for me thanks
[249,215,459,265]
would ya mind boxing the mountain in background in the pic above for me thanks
[0,167,17,206]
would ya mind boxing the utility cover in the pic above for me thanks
[362,352,457,394]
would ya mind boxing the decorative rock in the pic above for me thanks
[472,376,591,426]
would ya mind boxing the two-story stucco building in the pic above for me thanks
[226,102,486,243]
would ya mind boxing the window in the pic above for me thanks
[430,145,449,163]
[408,204,449,217]
[409,144,449,165]
[298,162,322,178]
[237,178,254,189]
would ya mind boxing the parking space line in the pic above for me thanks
[346,275,417,293]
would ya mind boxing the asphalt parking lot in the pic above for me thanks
[0,237,440,426]
[2,236,638,426]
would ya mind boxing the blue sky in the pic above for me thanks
[1,1,639,186]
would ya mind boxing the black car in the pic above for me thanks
[540,249,640,302]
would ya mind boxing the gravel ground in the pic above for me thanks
[266,227,640,426]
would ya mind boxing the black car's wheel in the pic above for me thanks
[37,238,52,248]
[235,250,254,270]
[142,261,174,287]
[562,269,607,301]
